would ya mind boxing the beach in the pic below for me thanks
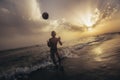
[0,32,120,80]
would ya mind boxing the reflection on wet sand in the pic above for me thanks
[92,47,103,61]
[91,37,120,62]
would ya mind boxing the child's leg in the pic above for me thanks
[56,52,61,66]
[50,52,57,66]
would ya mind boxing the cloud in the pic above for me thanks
[0,0,43,36]
[0,8,10,13]
[0,0,120,50]
[0,0,45,50]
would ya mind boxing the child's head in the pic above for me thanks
[51,31,56,37]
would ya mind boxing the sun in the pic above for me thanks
[75,8,100,31]
[82,13,94,27]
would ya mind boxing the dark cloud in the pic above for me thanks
[0,0,44,37]
[0,0,45,50]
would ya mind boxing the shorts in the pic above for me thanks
[50,49,57,54]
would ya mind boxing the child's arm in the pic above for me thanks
[58,37,62,46]
[47,39,51,47]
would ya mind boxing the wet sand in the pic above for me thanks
[29,34,120,80]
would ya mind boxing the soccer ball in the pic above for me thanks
[42,12,49,20]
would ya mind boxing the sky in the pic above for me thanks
[0,0,120,50]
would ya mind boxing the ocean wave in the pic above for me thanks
[0,61,52,80]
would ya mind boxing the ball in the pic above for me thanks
[42,12,49,20]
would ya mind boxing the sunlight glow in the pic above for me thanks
[93,47,103,62]
[87,27,93,32]
[82,13,94,27]
[81,8,100,29]
[94,47,102,55]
